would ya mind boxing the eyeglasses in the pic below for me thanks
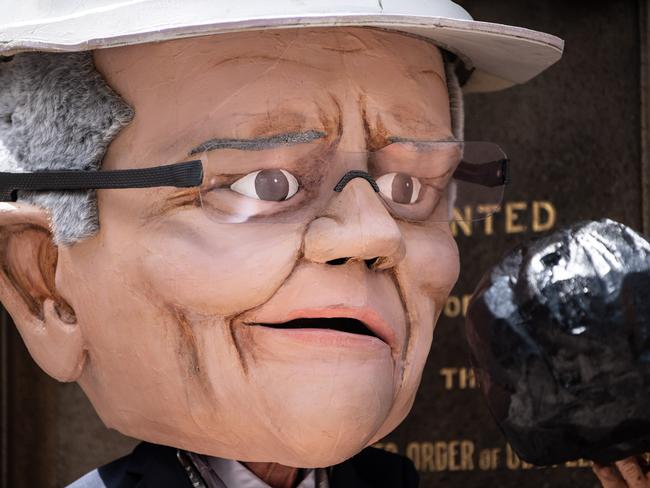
[0,141,509,223]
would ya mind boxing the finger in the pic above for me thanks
[616,457,650,488]
[593,463,627,488]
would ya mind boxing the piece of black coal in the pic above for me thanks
[466,219,650,465]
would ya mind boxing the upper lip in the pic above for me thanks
[243,306,398,350]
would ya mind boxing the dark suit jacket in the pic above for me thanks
[68,442,419,488]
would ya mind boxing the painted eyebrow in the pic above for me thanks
[189,130,326,155]
[387,135,459,144]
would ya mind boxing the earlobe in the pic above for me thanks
[0,202,86,382]
[36,298,86,382]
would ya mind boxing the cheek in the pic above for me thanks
[398,223,459,374]
[394,223,460,359]
[373,223,459,436]
[139,218,304,315]
[400,223,460,299]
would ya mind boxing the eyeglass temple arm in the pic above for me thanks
[0,160,204,202]
[452,158,510,187]
[0,157,508,203]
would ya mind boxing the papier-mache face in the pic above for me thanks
[10,27,461,467]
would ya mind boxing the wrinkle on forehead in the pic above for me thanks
[144,27,444,77]
[185,34,302,128]
[207,28,383,69]
[320,29,375,53]
[95,26,451,168]
[209,55,332,73]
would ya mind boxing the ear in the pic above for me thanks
[0,202,85,382]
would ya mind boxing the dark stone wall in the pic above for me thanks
[0,1,646,487]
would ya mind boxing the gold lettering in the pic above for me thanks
[406,441,475,472]
[478,447,500,470]
[565,458,591,468]
[462,294,471,317]
[450,207,473,237]
[492,448,501,470]
[532,201,556,232]
[406,443,421,471]
[451,200,558,237]
[505,202,527,234]
[444,295,472,318]
[444,296,461,318]
[448,441,460,471]
[373,442,400,454]
[443,441,475,471]
[506,444,520,470]
[440,368,457,390]
[461,441,475,470]
[479,449,491,471]
[459,368,469,389]
[440,367,478,390]
[434,442,448,471]
[420,443,435,472]
[458,367,477,389]
[477,204,500,235]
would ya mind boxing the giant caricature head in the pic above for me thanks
[0,0,563,469]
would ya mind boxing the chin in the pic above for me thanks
[244,364,398,467]
[258,417,389,468]
[281,439,376,468]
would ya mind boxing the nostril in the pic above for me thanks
[326,257,350,266]
[365,257,379,269]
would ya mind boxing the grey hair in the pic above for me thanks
[0,52,463,246]
[445,60,465,141]
[0,52,134,246]
[444,61,465,217]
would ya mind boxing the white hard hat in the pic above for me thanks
[0,0,563,93]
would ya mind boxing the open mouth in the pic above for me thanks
[255,317,378,339]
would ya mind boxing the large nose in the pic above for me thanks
[303,177,405,270]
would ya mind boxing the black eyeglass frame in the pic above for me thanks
[0,157,509,203]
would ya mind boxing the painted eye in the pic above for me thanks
[230,169,299,201]
[376,172,422,204]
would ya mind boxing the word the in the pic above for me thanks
[440,367,478,390]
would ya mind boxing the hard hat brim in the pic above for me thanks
[0,12,564,93]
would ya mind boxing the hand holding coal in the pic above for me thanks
[466,219,650,465]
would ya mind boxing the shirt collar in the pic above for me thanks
[188,453,329,488]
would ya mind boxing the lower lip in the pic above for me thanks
[250,325,390,351]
